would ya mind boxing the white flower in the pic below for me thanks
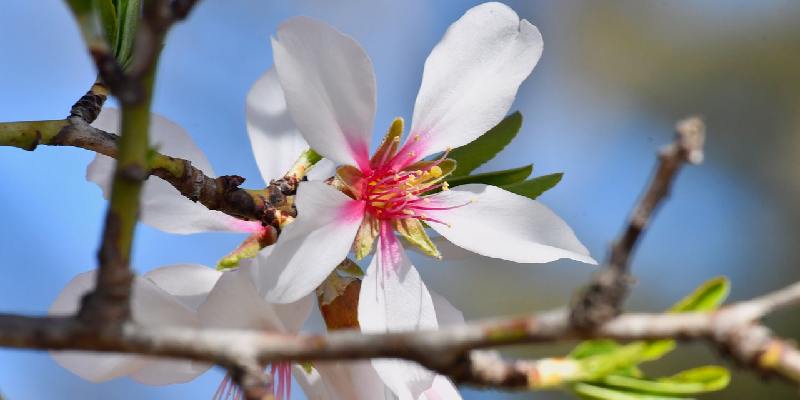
[293,291,464,400]
[48,261,312,400]
[86,68,335,235]
[254,3,596,398]
[201,259,314,400]
[49,264,220,384]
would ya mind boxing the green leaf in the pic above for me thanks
[95,0,118,46]
[67,0,93,14]
[640,277,730,361]
[114,0,140,69]
[447,164,532,188]
[663,366,730,392]
[448,111,522,176]
[573,383,688,400]
[580,343,651,381]
[669,277,729,313]
[601,366,730,395]
[570,340,622,359]
[503,172,563,200]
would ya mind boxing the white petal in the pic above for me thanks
[307,158,337,181]
[295,362,386,400]
[409,3,543,160]
[49,351,145,383]
[50,269,205,385]
[272,17,375,170]
[198,266,284,331]
[421,376,462,400]
[273,293,315,334]
[429,290,464,327]
[359,233,437,400]
[129,359,211,385]
[132,274,198,328]
[88,108,243,234]
[49,271,145,382]
[130,273,211,385]
[408,235,475,261]
[427,184,596,265]
[143,264,220,310]
[246,68,311,182]
[259,181,364,303]
[294,364,331,400]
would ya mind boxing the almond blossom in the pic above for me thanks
[293,292,464,400]
[48,261,312,399]
[254,3,596,397]
[49,264,220,384]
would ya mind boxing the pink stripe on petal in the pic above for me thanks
[347,137,373,174]
[227,219,267,234]
[379,221,404,275]
[338,200,367,224]
[423,387,443,400]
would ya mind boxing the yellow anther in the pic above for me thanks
[442,181,450,191]
[429,165,443,178]
[413,134,421,141]
[369,181,378,186]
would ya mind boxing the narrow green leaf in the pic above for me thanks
[448,111,522,176]
[447,164,532,188]
[503,172,563,200]
[571,340,622,359]
[95,0,118,46]
[600,366,729,395]
[115,0,140,69]
[572,383,688,400]
[640,277,730,360]
[669,277,730,313]
[66,0,93,15]
[664,366,730,391]
[580,343,650,381]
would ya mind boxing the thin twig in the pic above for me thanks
[571,116,707,328]
[0,115,297,228]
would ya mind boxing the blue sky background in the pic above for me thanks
[2,1,800,399]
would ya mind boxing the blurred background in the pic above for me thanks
[1,0,799,398]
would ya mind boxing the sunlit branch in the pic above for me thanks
[1,282,800,388]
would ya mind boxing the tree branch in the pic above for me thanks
[571,116,707,328]
[5,282,800,388]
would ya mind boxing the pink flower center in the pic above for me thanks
[213,362,292,400]
[361,157,455,225]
